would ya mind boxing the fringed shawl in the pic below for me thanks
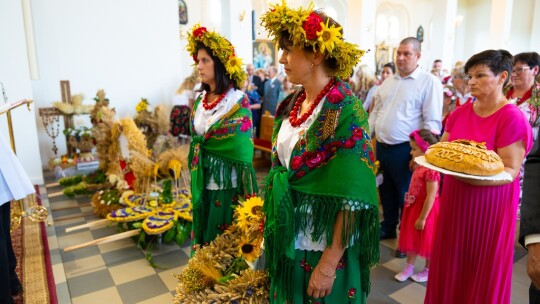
[189,90,258,243]
[263,79,379,303]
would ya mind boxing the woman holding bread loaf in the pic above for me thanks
[425,50,533,304]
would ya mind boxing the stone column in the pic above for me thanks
[221,0,254,67]
[488,0,514,48]
[430,0,458,72]
[347,0,376,71]
[530,0,540,51]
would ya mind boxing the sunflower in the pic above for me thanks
[238,235,262,262]
[317,19,342,54]
[236,196,264,232]
[226,56,243,78]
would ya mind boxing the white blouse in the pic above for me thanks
[276,99,328,251]
[194,89,244,190]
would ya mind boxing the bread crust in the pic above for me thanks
[425,140,504,176]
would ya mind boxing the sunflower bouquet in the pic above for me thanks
[174,195,269,303]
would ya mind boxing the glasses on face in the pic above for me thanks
[511,66,531,75]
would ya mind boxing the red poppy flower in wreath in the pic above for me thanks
[303,12,323,40]
[193,26,208,38]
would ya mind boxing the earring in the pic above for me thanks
[310,63,314,69]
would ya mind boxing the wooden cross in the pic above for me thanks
[38,80,76,156]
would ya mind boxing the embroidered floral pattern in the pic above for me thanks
[300,259,313,272]
[290,125,375,179]
[240,116,252,132]
[326,85,345,104]
[217,223,230,232]
[404,192,415,207]
[191,143,200,169]
[336,258,345,270]
[406,167,440,208]
[348,287,357,299]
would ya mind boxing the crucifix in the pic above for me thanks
[39,80,76,156]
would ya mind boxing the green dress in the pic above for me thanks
[264,79,379,304]
[189,89,258,251]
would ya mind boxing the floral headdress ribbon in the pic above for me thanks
[410,130,436,153]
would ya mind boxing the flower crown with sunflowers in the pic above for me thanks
[260,0,365,79]
[187,24,246,88]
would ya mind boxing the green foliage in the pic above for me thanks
[63,182,91,197]
[160,179,173,204]
[85,169,107,184]
[58,175,83,186]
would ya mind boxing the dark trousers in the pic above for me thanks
[376,141,412,234]
[0,202,18,302]
[531,284,540,304]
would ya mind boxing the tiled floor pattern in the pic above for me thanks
[42,167,531,303]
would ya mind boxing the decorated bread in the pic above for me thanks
[424,139,504,176]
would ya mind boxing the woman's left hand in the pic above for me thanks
[307,264,336,299]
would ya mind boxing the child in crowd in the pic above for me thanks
[395,129,441,283]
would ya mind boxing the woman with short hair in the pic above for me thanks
[425,49,533,303]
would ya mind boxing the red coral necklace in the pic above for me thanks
[203,86,231,110]
[289,78,336,127]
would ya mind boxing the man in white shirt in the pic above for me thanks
[369,37,443,255]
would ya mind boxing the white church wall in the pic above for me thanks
[30,0,185,165]
[508,0,535,54]
[456,0,535,64]
[0,0,44,184]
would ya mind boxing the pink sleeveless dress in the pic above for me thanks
[398,166,440,258]
[425,103,533,303]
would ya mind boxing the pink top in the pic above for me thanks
[445,102,532,152]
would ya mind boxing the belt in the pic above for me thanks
[377,141,409,148]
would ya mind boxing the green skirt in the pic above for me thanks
[288,248,366,304]
[191,187,240,250]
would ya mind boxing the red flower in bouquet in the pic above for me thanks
[303,12,323,40]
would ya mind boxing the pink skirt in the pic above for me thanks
[398,197,439,259]
[425,175,518,304]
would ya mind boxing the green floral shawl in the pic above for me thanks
[263,79,379,303]
[189,90,258,243]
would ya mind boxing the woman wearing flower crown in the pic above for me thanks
[186,25,258,252]
[260,2,379,303]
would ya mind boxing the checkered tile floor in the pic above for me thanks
[41,167,530,303]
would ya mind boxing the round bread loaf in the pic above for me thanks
[424,140,504,176]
